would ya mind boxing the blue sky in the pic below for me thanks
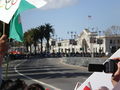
[21,0,120,39]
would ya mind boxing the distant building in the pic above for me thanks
[49,29,120,56]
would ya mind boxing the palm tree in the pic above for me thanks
[37,25,45,54]
[24,31,30,52]
[30,28,39,54]
[44,23,54,53]
[24,30,33,53]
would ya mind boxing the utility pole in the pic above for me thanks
[98,30,101,57]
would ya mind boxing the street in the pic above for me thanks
[2,58,92,90]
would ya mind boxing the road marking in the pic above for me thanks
[14,60,61,90]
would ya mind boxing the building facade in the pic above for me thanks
[49,29,120,56]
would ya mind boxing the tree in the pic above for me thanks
[24,23,55,54]
[24,30,33,53]
[37,25,45,54]
[103,25,120,36]
[24,31,30,52]
[44,23,54,53]
[30,28,39,54]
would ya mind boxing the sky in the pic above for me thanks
[21,0,120,39]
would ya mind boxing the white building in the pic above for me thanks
[49,29,120,56]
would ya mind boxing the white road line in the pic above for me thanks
[14,60,61,90]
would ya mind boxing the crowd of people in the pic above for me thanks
[0,79,45,90]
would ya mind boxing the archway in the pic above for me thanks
[82,39,88,53]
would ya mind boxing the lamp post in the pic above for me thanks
[98,30,101,57]
[58,37,61,53]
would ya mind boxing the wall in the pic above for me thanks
[61,57,108,67]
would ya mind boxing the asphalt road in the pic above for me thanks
[2,57,92,90]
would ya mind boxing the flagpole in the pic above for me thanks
[3,22,6,35]
[2,22,9,79]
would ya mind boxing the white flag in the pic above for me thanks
[0,0,21,23]
[26,0,47,8]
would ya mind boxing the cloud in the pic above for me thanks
[41,0,79,10]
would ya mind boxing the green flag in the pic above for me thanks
[9,0,36,42]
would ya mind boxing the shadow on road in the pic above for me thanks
[2,58,92,82]
[3,64,92,80]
